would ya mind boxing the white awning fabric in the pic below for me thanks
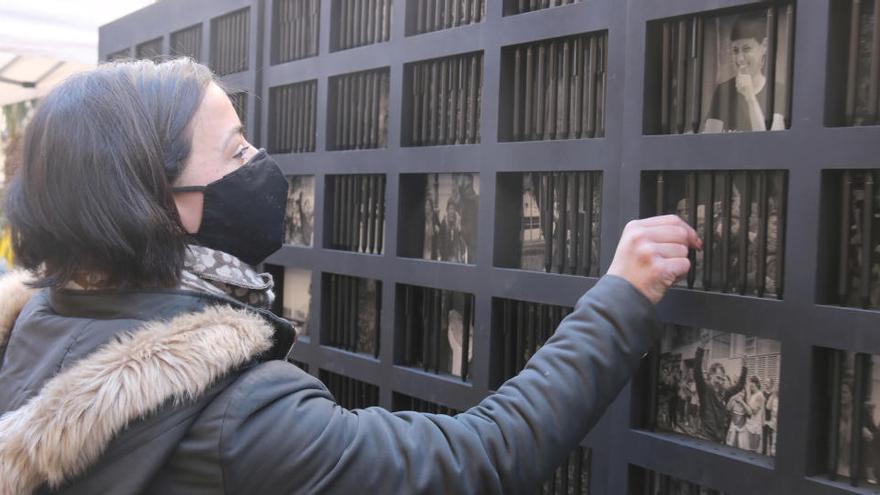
[0,0,155,106]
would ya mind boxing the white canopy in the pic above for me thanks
[0,0,155,106]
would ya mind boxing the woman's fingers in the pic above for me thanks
[653,242,689,260]
[629,216,702,248]
[608,216,702,304]
[661,256,692,282]
[640,225,698,247]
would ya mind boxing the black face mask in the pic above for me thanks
[173,149,289,266]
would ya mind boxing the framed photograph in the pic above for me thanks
[643,468,726,495]
[493,298,573,387]
[825,350,880,486]
[653,325,782,457]
[399,285,474,380]
[421,173,480,264]
[648,4,795,134]
[650,170,786,297]
[328,174,386,254]
[282,267,312,336]
[500,31,607,142]
[519,171,601,275]
[284,175,315,247]
[542,446,590,495]
[700,7,793,133]
[850,0,879,125]
[323,273,381,357]
[836,171,880,309]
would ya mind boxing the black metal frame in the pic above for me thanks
[99,0,880,492]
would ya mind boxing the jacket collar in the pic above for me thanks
[0,270,278,495]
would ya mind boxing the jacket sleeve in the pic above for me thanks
[219,275,660,494]
[693,347,707,398]
[724,365,748,403]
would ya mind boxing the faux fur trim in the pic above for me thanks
[0,303,275,494]
[0,270,36,355]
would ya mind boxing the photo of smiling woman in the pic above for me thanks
[702,11,788,133]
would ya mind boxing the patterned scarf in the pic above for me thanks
[62,245,275,310]
[179,245,275,309]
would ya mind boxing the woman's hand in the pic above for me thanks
[607,215,702,304]
[735,73,757,100]
[736,74,768,131]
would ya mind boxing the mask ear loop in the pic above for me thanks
[171,186,207,193]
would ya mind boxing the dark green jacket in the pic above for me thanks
[0,272,658,494]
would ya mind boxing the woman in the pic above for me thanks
[725,386,749,449]
[762,378,778,456]
[703,12,786,133]
[743,376,766,453]
[0,58,699,494]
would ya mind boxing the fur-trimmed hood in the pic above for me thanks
[0,271,277,495]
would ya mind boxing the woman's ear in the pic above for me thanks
[173,191,205,234]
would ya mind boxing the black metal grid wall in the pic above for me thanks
[170,24,203,61]
[99,0,879,493]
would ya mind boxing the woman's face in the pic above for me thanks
[731,37,766,77]
[173,82,257,233]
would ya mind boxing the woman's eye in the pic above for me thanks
[233,145,250,160]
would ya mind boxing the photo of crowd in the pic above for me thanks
[655,170,786,298]
[655,325,781,456]
[422,173,479,264]
[518,171,602,275]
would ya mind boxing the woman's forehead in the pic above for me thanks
[191,83,240,141]
[731,38,760,47]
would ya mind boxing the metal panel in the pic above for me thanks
[170,24,203,61]
[99,0,880,492]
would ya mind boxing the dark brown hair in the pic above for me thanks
[4,58,215,288]
[731,12,767,43]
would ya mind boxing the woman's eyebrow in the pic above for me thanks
[222,124,245,150]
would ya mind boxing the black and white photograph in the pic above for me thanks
[406,52,483,146]
[282,267,313,337]
[650,5,795,134]
[283,175,315,247]
[323,273,381,357]
[493,298,573,386]
[645,469,726,495]
[519,171,601,275]
[700,7,794,133]
[400,286,474,380]
[651,170,786,297]
[501,31,607,142]
[540,446,590,495]
[329,68,390,150]
[845,0,880,126]
[421,173,479,264]
[826,351,880,486]
[836,170,880,309]
[654,325,781,456]
[328,174,386,254]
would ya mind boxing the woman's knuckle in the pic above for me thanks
[635,243,653,262]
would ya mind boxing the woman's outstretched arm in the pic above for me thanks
[207,216,699,494]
